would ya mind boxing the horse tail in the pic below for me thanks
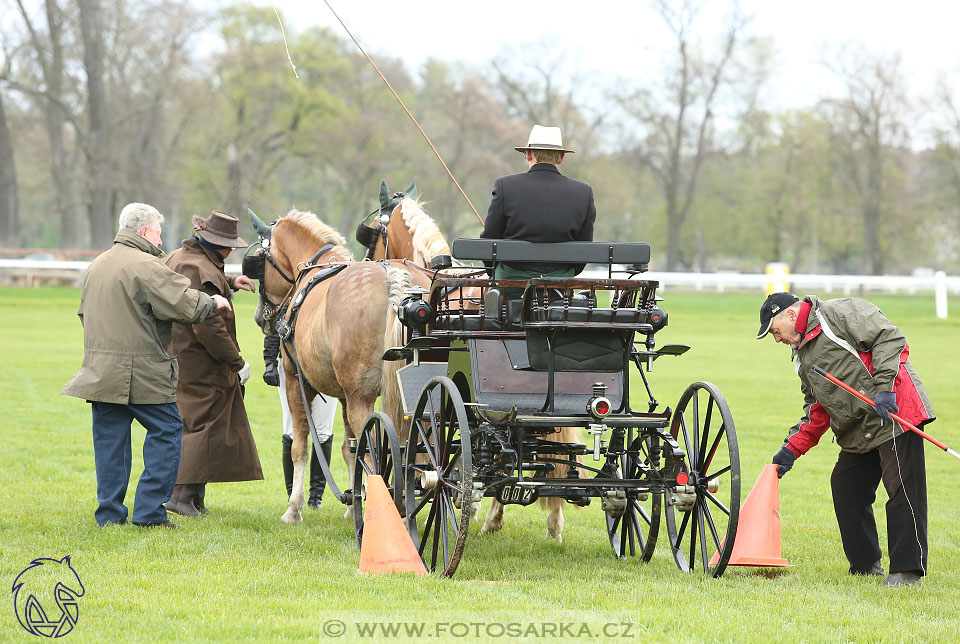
[380,264,410,437]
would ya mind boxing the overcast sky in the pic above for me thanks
[260,0,960,116]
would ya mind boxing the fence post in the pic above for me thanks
[935,271,948,319]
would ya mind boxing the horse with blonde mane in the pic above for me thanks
[358,180,581,542]
[251,208,430,524]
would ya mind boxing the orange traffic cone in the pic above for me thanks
[710,463,792,567]
[358,475,428,575]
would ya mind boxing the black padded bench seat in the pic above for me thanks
[450,238,650,273]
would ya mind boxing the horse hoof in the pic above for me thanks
[547,531,562,543]
[281,510,302,524]
[480,523,502,535]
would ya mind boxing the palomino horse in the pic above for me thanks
[358,182,579,542]
[251,209,430,524]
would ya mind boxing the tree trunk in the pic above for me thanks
[0,91,18,246]
[78,0,112,248]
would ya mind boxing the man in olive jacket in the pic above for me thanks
[757,292,934,587]
[164,211,263,516]
[63,202,231,528]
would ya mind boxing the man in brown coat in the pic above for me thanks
[164,211,263,516]
[63,202,231,528]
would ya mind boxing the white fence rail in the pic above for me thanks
[2,259,957,319]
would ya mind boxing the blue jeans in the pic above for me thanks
[91,402,183,526]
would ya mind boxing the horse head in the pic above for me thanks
[362,179,450,266]
[252,209,353,334]
[13,556,85,637]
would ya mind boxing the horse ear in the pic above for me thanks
[248,208,272,239]
[404,177,418,201]
[379,180,391,210]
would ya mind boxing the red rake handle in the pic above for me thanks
[813,365,960,460]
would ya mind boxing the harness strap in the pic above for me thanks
[276,262,349,342]
[283,340,347,504]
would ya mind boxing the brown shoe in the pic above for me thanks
[881,571,923,587]
[133,519,179,529]
[166,484,201,516]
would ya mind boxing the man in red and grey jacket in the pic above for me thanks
[757,292,935,587]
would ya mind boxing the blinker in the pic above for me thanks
[242,251,265,280]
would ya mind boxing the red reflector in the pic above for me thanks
[676,472,689,485]
[417,309,426,317]
[596,400,610,415]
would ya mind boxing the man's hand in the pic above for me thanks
[772,446,797,479]
[212,294,232,310]
[238,361,251,385]
[874,391,899,423]
[233,275,256,292]
[262,362,280,387]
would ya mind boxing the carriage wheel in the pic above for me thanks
[606,431,661,560]
[404,376,473,577]
[664,382,740,578]
[352,412,402,550]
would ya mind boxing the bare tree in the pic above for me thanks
[0,87,18,246]
[819,48,911,275]
[615,0,757,270]
[8,0,84,247]
[78,0,111,247]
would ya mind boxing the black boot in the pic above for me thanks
[193,483,208,515]
[308,437,332,509]
[282,435,294,498]
[166,483,200,516]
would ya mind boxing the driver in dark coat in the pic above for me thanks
[481,124,595,281]
[164,211,263,516]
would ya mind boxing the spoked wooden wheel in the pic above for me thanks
[404,376,473,577]
[352,412,402,549]
[606,430,661,560]
[664,381,740,578]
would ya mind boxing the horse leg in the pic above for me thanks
[481,500,505,535]
[281,375,309,524]
[341,396,377,519]
[544,497,564,542]
[538,426,579,541]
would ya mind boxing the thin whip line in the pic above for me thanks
[891,421,925,577]
[321,0,483,226]
[273,6,299,79]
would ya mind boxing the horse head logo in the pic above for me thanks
[12,555,85,638]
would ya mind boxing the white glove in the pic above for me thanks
[238,361,251,385]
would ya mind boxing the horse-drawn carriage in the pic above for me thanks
[246,202,741,579]
[351,238,742,578]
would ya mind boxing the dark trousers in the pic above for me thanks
[281,434,331,502]
[831,430,928,575]
[91,401,182,526]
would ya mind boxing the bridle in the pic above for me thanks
[356,191,405,260]
[243,239,296,326]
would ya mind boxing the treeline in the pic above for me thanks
[2,1,959,273]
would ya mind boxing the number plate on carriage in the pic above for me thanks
[496,483,539,506]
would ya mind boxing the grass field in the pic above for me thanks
[2,286,959,643]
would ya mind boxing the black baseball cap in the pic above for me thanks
[756,292,799,339]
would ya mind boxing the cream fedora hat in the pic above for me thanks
[514,125,575,154]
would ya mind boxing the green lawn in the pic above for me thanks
[1,286,959,643]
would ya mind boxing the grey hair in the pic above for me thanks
[118,202,164,233]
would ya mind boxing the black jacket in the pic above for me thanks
[481,163,596,273]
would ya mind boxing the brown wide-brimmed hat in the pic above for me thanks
[192,211,247,248]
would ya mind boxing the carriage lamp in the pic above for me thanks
[587,382,611,419]
[647,306,668,332]
[398,287,433,328]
